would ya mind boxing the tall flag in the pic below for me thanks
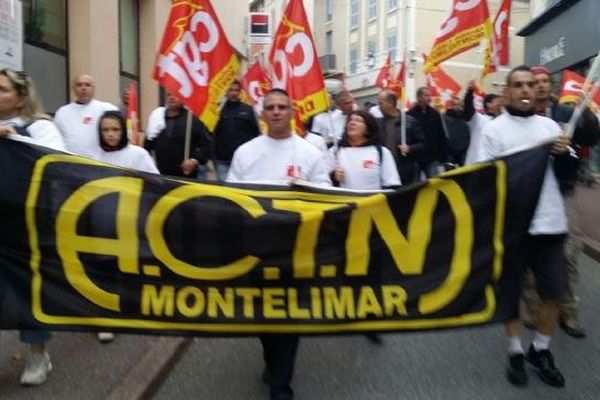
[268,0,328,134]
[424,54,461,111]
[153,0,240,131]
[425,0,493,72]
[387,60,406,99]
[558,70,600,109]
[242,60,272,115]
[494,0,512,66]
[375,54,393,89]
[126,83,141,146]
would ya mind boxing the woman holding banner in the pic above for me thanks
[0,68,65,386]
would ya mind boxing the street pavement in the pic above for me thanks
[0,182,598,399]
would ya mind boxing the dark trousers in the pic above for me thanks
[260,335,299,399]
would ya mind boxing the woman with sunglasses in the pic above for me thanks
[0,68,65,386]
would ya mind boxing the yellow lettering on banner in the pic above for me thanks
[287,288,311,319]
[176,286,205,318]
[418,180,474,315]
[235,288,261,318]
[272,200,346,278]
[310,287,323,319]
[207,288,235,318]
[146,184,267,280]
[381,286,408,316]
[141,284,174,317]
[263,288,287,318]
[56,177,143,312]
[323,287,355,319]
[356,286,383,318]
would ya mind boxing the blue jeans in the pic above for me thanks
[215,161,230,182]
[196,163,208,181]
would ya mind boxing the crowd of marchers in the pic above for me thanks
[0,64,599,399]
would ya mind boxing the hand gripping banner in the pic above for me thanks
[0,138,549,335]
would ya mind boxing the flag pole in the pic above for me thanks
[184,108,192,161]
[565,49,600,138]
[400,1,408,146]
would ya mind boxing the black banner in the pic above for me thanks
[0,138,548,335]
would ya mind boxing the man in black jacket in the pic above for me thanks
[443,95,471,166]
[520,65,600,338]
[213,80,261,181]
[407,87,447,177]
[144,92,211,178]
[376,89,425,184]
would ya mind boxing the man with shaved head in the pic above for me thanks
[54,74,118,157]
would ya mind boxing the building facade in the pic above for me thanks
[250,0,534,104]
[1,0,247,127]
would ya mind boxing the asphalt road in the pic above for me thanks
[154,254,600,400]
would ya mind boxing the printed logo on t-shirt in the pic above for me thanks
[287,165,301,178]
[83,116,93,125]
[362,160,376,169]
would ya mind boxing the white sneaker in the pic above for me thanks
[97,332,115,343]
[20,351,52,386]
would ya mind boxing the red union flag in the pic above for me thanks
[126,83,140,146]
[268,0,328,127]
[424,55,461,111]
[242,61,272,114]
[494,0,512,66]
[375,54,393,89]
[425,0,493,72]
[153,0,240,131]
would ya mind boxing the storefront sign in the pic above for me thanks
[539,36,565,65]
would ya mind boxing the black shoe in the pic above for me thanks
[270,387,293,400]
[559,321,586,339]
[261,368,270,385]
[526,345,565,388]
[365,333,383,345]
[506,353,528,387]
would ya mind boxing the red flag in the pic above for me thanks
[242,61,272,114]
[126,83,141,146]
[375,54,393,89]
[268,0,328,133]
[424,54,462,111]
[494,0,512,66]
[425,0,493,72]
[473,82,486,113]
[153,0,240,131]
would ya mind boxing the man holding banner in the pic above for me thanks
[476,65,577,388]
[227,88,331,400]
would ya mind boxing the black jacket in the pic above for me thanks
[144,108,212,177]
[213,101,260,162]
[407,105,447,163]
[443,110,470,165]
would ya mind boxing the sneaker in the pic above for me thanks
[560,318,586,339]
[20,352,53,386]
[526,345,565,387]
[506,353,527,387]
[97,332,115,343]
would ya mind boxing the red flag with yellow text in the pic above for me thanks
[424,55,462,111]
[153,0,240,131]
[375,54,393,89]
[242,61,272,114]
[268,0,328,134]
[425,0,493,72]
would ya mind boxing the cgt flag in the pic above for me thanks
[424,55,462,111]
[153,0,240,131]
[242,60,273,115]
[375,54,393,89]
[0,137,550,335]
[558,69,600,110]
[425,0,493,72]
[268,0,328,132]
[126,83,141,146]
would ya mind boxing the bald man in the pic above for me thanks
[54,74,118,157]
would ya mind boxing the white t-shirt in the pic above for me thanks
[1,116,66,151]
[464,112,493,165]
[54,99,118,158]
[335,146,401,190]
[369,105,384,119]
[311,109,346,144]
[226,134,332,186]
[145,106,166,141]
[94,144,159,174]
[475,112,567,235]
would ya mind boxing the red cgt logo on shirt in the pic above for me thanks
[82,117,93,125]
[362,160,376,169]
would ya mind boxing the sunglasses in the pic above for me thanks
[264,104,291,111]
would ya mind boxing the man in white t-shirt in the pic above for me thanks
[476,65,576,389]
[310,91,354,146]
[227,89,330,400]
[54,74,118,157]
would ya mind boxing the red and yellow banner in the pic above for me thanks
[424,55,462,111]
[126,83,141,146]
[425,0,493,72]
[268,0,328,131]
[153,0,240,131]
